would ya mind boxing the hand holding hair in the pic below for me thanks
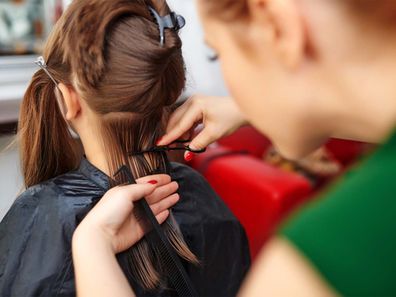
[158,95,248,160]
[73,174,178,253]
[72,174,179,297]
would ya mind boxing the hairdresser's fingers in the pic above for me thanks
[136,175,176,205]
[150,193,180,216]
[155,210,170,225]
[159,100,203,146]
[115,183,156,204]
[187,126,221,152]
[145,181,179,205]
[136,174,171,186]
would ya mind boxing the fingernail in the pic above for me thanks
[148,180,158,185]
[156,137,163,145]
[184,152,194,162]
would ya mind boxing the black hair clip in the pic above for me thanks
[148,6,186,46]
[129,140,206,156]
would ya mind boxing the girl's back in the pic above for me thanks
[0,159,250,296]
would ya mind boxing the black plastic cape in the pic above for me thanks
[0,159,250,297]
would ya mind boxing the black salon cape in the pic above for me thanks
[0,159,250,297]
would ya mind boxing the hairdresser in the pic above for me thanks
[158,0,396,296]
[72,0,396,296]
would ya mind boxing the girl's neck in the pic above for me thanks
[80,137,110,177]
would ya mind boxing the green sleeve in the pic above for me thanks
[281,132,396,296]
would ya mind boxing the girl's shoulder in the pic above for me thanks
[170,162,214,199]
[2,167,106,227]
[0,172,93,297]
[170,162,238,223]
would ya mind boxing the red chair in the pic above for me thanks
[190,126,366,259]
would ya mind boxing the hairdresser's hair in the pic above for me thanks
[19,0,197,290]
[343,0,396,25]
[202,0,248,22]
[204,0,396,26]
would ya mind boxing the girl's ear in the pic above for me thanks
[58,83,82,121]
[246,0,306,68]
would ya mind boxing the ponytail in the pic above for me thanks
[18,70,80,188]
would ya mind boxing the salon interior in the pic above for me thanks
[0,0,390,296]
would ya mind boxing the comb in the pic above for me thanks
[114,165,198,296]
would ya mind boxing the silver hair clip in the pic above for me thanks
[34,56,80,139]
[148,6,186,46]
[34,56,59,88]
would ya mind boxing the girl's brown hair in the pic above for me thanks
[19,0,197,290]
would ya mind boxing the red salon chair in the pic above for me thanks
[190,126,366,260]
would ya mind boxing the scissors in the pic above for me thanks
[129,140,206,156]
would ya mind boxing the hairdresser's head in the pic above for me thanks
[198,0,396,159]
[20,0,185,187]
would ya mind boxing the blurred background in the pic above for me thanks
[0,0,228,219]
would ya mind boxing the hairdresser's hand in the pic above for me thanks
[73,175,179,254]
[158,95,247,160]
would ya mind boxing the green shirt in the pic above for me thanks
[281,131,396,296]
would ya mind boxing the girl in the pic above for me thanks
[0,0,250,296]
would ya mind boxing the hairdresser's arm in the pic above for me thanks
[72,175,179,297]
[238,238,337,297]
[73,225,135,297]
[158,95,247,152]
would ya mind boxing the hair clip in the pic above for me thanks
[129,140,206,156]
[34,56,59,88]
[34,56,81,139]
[148,6,186,46]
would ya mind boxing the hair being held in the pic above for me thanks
[19,0,197,290]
